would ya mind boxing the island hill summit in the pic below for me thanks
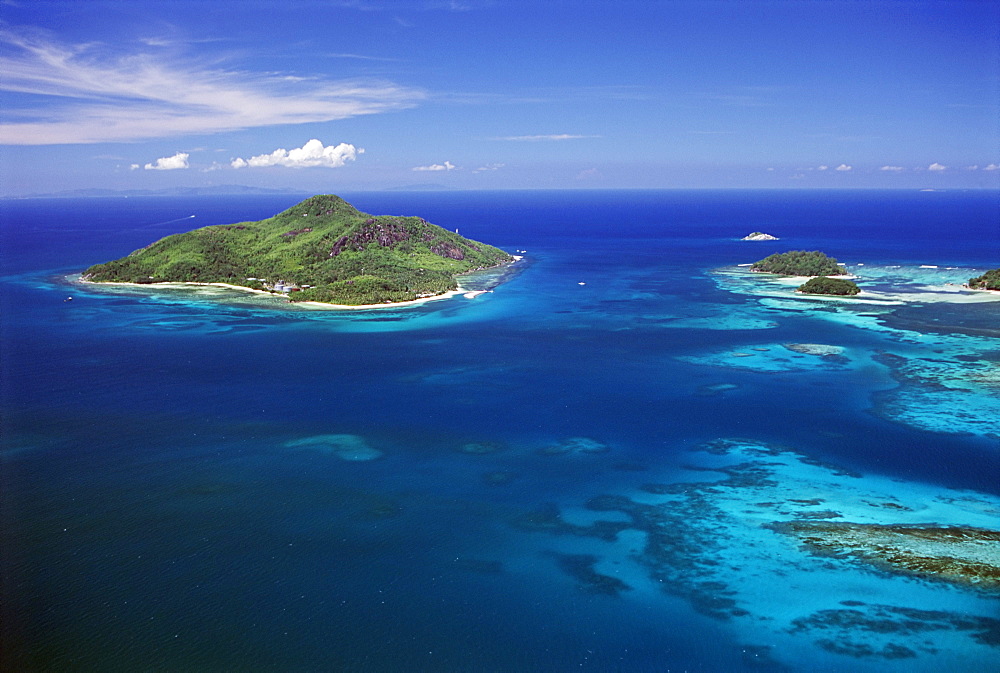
[83,195,515,306]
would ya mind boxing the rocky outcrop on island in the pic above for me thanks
[742,232,779,241]
[82,194,514,306]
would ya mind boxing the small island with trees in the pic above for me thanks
[797,276,861,296]
[750,250,860,296]
[751,250,848,276]
[967,269,1000,291]
[82,195,515,306]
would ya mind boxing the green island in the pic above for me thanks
[82,195,515,306]
[797,276,860,296]
[750,250,848,276]
[968,268,1000,291]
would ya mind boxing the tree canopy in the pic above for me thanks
[797,276,861,296]
[751,250,847,276]
[968,268,1000,291]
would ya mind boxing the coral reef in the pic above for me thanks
[538,436,610,456]
[284,433,383,461]
[790,602,1000,657]
[770,521,1000,591]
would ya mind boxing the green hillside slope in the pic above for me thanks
[83,195,515,305]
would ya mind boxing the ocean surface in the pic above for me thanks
[2,190,998,672]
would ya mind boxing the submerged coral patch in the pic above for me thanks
[510,502,628,541]
[550,552,632,596]
[482,470,518,485]
[771,521,1000,591]
[458,441,504,455]
[679,343,853,373]
[538,436,610,455]
[695,382,740,396]
[284,433,383,461]
[790,603,1000,658]
[872,351,1000,439]
[783,343,845,357]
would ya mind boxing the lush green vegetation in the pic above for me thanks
[797,276,861,296]
[968,268,1000,291]
[83,195,514,305]
[751,250,847,276]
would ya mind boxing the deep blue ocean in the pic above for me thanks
[2,190,999,672]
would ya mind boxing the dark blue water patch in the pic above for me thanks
[879,301,1000,338]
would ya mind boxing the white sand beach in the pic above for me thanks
[75,277,482,310]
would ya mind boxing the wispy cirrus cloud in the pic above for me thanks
[0,28,424,145]
[494,134,599,142]
[329,0,493,11]
[412,161,456,171]
[436,85,648,108]
[325,52,401,62]
[473,163,504,173]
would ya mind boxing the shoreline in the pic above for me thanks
[292,288,469,310]
[74,254,523,310]
[73,263,515,310]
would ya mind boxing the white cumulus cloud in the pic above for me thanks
[412,161,456,172]
[816,165,829,171]
[928,162,947,171]
[835,164,852,171]
[984,164,1000,171]
[231,140,363,168]
[473,163,504,173]
[144,152,189,170]
[880,165,905,171]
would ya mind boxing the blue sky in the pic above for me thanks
[1,0,998,194]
